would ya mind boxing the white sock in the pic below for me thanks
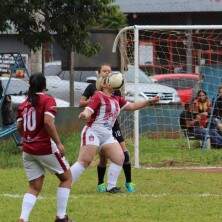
[20,193,37,221]
[56,187,70,219]
[107,162,122,191]
[70,162,85,183]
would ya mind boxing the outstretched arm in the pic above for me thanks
[79,107,94,120]
[124,96,159,111]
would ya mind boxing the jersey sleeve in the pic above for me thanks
[44,97,57,118]
[82,83,96,99]
[86,92,101,113]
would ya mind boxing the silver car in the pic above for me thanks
[45,76,89,107]
[124,66,181,104]
[1,77,70,107]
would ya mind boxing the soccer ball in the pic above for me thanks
[109,72,124,89]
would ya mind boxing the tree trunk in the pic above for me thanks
[69,47,75,106]
[42,45,45,75]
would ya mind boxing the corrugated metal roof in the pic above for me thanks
[115,0,222,13]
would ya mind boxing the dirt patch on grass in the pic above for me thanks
[190,167,222,173]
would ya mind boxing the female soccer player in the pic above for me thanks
[71,72,159,192]
[17,74,73,222]
[80,64,135,192]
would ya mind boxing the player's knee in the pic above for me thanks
[98,157,108,167]
[29,178,44,195]
[119,152,125,165]
[59,170,72,183]
[124,150,130,164]
[80,159,91,168]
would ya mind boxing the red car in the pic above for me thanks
[151,73,200,104]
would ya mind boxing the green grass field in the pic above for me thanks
[1,133,222,221]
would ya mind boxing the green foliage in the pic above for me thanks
[0,0,126,55]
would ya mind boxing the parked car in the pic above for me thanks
[45,64,180,106]
[151,73,200,104]
[45,76,89,107]
[124,66,181,104]
[1,77,69,107]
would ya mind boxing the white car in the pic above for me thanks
[124,66,181,104]
[1,77,70,107]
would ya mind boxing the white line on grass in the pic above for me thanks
[143,166,222,170]
[1,193,222,200]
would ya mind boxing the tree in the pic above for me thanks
[0,0,126,106]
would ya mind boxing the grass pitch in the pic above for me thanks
[1,168,222,222]
[2,133,222,221]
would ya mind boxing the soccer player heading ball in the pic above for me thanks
[71,67,160,193]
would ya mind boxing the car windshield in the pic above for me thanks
[2,79,28,95]
[125,67,153,83]
[158,78,198,89]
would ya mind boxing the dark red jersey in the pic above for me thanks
[17,93,57,155]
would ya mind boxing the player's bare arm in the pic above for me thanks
[79,96,90,107]
[16,119,23,135]
[124,96,160,111]
[79,107,93,120]
[44,114,64,155]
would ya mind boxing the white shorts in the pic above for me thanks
[81,125,117,149]
[23,142,70,181]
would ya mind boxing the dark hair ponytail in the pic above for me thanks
[28,73,46,106]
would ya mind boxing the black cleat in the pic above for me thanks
[55,215,74,222]
[106,186,122,193]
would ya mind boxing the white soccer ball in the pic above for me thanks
[109,72,124,89]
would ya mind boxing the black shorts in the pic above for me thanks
[112,120,124,143]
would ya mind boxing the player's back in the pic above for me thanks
[18,93,57,155]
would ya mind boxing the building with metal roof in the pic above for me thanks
[115,0,222,25]
[115,0,222,13]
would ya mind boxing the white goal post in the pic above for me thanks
[112,25,222,168]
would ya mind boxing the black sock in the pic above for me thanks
[123,163,132,183]
[97,165,106,185]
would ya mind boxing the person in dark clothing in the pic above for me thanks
[213,85,222,119]
[180,103,222,148]
[1,95,15,126]
[0,80,3,100]
[209,85,222,147]
[79,64,135,193]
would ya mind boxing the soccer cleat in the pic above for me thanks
[106,186,121,193]
[55,215,74,222]
[125,182,135,192]
[97,183,107,192]
[17,219,25,222]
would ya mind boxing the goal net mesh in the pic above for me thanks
[115,27,222,152]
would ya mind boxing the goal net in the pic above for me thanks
[113,25,222,167]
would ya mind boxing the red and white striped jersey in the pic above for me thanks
[86,91,128,129]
